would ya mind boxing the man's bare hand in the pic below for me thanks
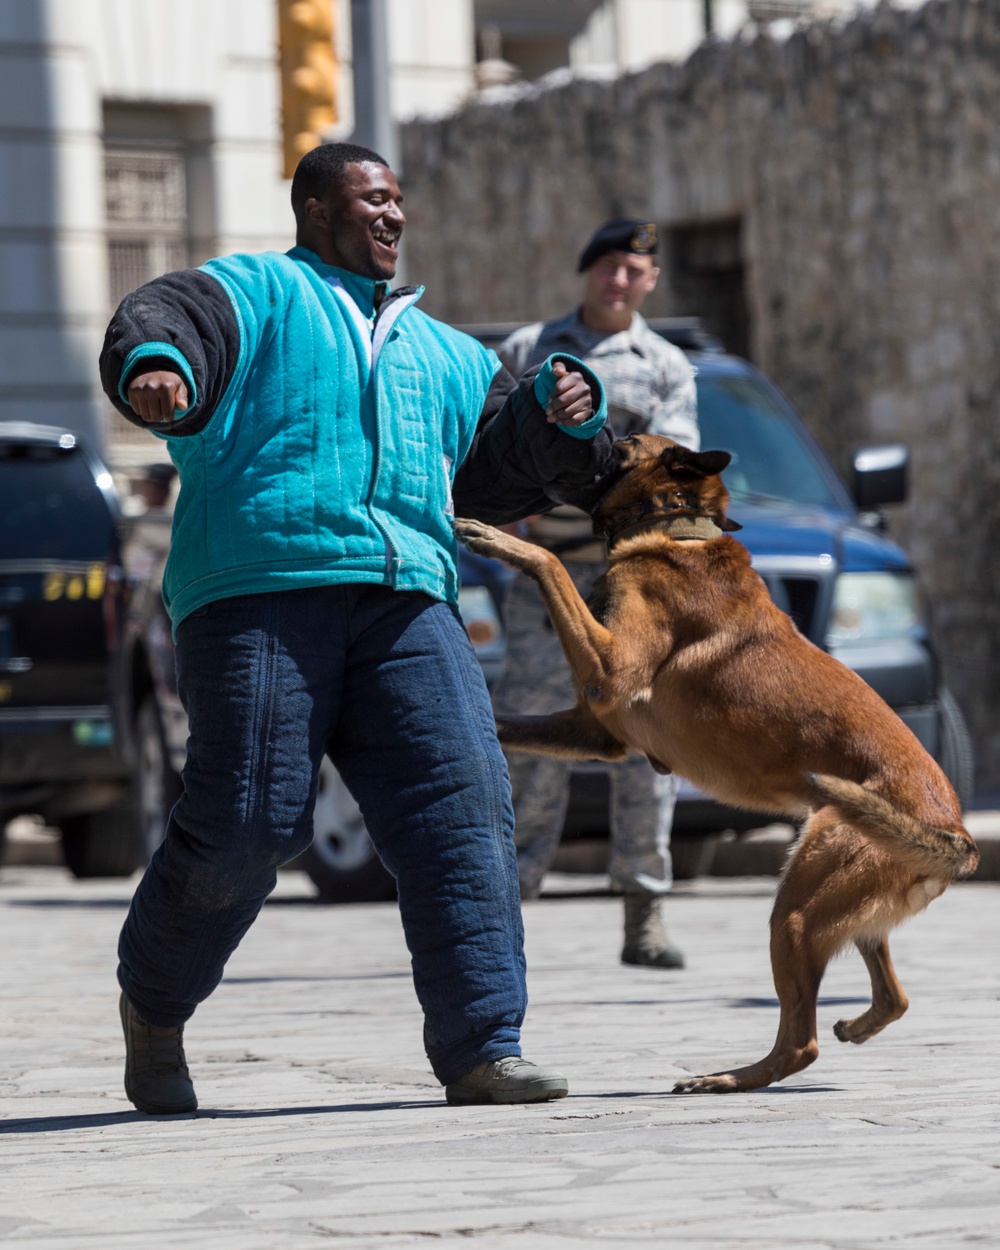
[545,360,594,427]
[127,370,189,424]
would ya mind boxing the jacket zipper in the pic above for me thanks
[366,287,423,587]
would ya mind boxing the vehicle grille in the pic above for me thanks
[753,568,825,641]
[781,578,819,636]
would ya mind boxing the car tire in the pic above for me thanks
[300,756,396,903]
[133,693,183,864]
[60,802,139,879]
[938,687,974,812]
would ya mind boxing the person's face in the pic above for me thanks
[305,161,405,280]
[582,250,659,319]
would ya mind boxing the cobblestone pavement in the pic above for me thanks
[1,864,998,1249]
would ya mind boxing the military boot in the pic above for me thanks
[621,891,685,969]
[119,992,198,1115]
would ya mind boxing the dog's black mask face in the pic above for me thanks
[585,434,742,533]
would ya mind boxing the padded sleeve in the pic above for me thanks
[452,359,615,524]
[99,268,241,437]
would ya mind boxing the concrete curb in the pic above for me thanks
[6,814,1000,881]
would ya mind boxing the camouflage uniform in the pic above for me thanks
[495,310,699,898]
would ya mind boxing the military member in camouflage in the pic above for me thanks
[495,217,699,969]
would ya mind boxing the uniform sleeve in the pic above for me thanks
[452,354,614,524]
[98,268,242,438]
[647,341,700,451]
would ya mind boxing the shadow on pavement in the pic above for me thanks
[0,1099,434,1134]
[223,971,410,983]
[730,995,870,1009]
[5,898,130,909]
[582,1084,844,1097]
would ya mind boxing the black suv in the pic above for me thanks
[0,422,140,876]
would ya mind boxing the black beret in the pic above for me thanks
[577,217,658,273]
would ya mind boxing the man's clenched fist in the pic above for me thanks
[127,370,189,424]
[545,360,595,427]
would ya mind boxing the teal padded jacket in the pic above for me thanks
[99,247,610,628]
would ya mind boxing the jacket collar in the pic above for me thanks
[287,246,392,318]
[546,308,654,359]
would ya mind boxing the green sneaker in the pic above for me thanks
[119,993,198,1115]
[445,1056,568,1106]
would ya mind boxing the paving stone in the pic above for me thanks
[1,864,998,1247]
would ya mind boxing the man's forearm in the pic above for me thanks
[99,269,240,438]
[453,362,613,524]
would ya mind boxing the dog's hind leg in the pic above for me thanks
[673,900,828,1094]
[833,937,908,1044]
[674,821,860,1094]
[496,707,629,763]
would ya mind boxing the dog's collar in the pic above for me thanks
[606,506,723,548]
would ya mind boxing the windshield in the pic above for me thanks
[695,370,847,509]
[0,445,116,560]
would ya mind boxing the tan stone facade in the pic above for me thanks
[402,0,1000,788]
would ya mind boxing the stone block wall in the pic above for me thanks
[401,0,1000,790]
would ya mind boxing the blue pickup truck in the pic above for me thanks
[110,322,972,899]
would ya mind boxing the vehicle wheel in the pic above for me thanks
[938,687,974,812]
[60,802,139,879]
[133,694,183,864]
[669,832,720,881]
[300,756,396,903]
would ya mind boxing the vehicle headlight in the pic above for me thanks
[826,571,921,647]
[457,585,504,653]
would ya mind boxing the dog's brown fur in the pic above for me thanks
[455,434,977,1094]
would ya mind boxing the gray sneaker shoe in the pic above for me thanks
[621,892,686,969]
[445,1056,569,1106]
[119,992,198,1115]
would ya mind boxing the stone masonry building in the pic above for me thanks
[402,0,1000,787]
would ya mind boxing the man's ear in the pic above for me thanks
[660,447,732,478]
[304,196,328,228]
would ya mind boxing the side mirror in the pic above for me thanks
[852,445,908,508]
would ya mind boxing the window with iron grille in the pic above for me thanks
[105,147,189,311]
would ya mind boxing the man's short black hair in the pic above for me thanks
[290,142,388,220]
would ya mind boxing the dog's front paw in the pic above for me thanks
[673,1073,740,1095]
[453,518,539,569]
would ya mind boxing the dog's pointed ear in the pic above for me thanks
[659,447,732,478]
[694,450,732,476]
[719,515,742,532]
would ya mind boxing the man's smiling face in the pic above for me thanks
[305,161,405,280]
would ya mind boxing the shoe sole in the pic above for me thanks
[125,1088,199,1116]
[445,1079,569,1106]
[621,950,685,969]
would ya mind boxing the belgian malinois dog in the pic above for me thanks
[455,434,977,1093]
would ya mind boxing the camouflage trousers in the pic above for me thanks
[493,564,676,898]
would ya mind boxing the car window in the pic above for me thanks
[696,372,847,509]
[0,446,116,560]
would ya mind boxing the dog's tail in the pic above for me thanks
[807,773,979,879]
